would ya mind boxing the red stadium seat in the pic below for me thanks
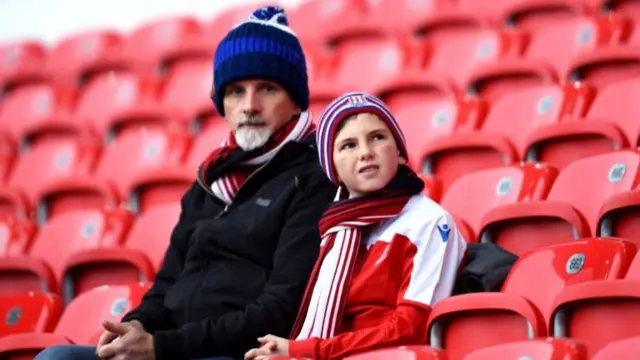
[551,279,640,357]
[418,60,561,192]
[127,168,192,214]
[0,208,134,297]
[366,0,443,35]
[416,13,510,86]
[463,338,587,360]
[45,30,124,88]
[0,292,63,337]
[502,0,615,74]
[607,0,640,44]
[0,283,149,359]
[0,84,59,143]
[62,203,181,294]
[427,238,636,360]
[112,59,215,134]
[440,163,557,246]
[344,345,447,360]
[479,150,640,250]
[526,46,640,168]
[4,138,100,204]
[36,127,191,214]
[0,41,47,93]
[122,16,204,76]
[0,189,32,220]
[0,216,37,256]
[288,0,369,44]
[186,119,229,170]
[208,2,276,45]
[592,337,640,360]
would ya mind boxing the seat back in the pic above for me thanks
[441,163,556,234]
[0,292,63,336]
[503,238,638,321]
[547,150,640,233]
[0,84,57,140]
[0,216,37,257]
[592,337,640,360]
[464,338,587,360]
[124,203,181,272]
[186,120,229,170]
[159,59,215,123]
[7,138,99,202]
[54,283,149,344]
[96,128,190,195]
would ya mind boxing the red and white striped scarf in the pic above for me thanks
[290,178,419,340]
[201,111,314,204]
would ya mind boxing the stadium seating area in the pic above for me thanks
[0,0,639,358]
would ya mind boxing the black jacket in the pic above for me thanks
[121,134,337,360]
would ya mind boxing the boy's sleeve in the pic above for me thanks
[289,212,467,360]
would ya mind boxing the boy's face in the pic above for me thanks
[332,113,404,197]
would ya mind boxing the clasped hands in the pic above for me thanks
[95,320,155,360]
[244,334,290,360]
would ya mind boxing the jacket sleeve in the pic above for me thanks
[289,212,467,360]
[120,183,197,333]
[152,168,336,360]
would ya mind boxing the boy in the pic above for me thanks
[245,92,467,360]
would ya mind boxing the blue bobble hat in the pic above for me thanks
[212,6,309,116]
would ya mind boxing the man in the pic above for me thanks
[35,6,336,360]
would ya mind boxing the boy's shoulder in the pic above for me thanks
[400,194,452,222]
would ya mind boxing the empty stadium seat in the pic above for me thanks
[36,127,191,213]
[427,238,636,359]
[186,119,229,170]
[366,0,442,35]
[479,150,640,250]
[463,338,587,360]
[0,208,134,296]
[318,31,407,94]
[526,46,640,168]
[45,30,124,88]
[127,168,193,214]
[62,203,180,299]
[503,0,615,74]
[419,60,561,192]
[0,216,37,256]
[607,0,640,44]
[440,163,557,244]
[550,275,640,355]
[0,283,149,359]
[4,138,100,204]
[288,0,369,44]
[0,292,63,337]
[416,13,509,86]
[344,346,447,360]
[0,41,47,93]
[0,84,59,143]
[592,337,640,360]
[598,188,640,246]
[123,16,205,76]
[0,189,32,220]
[112,59,215,135]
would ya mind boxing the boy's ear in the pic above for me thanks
[398,155,407,165]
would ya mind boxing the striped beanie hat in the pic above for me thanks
[316,92,409,185]
[212,6,309,116]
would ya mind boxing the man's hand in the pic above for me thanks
[96,320,144,350]
[96,321,155,360]
[244,334,289,360]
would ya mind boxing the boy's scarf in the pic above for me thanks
[200,111,314,204]
[291,166,424,340]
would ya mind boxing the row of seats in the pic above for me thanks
[1,0,638,95]
[0,124,223,222]
[1,237,639,358]
[343,338,640,360]
[0,145,636,285]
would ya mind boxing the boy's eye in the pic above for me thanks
[372,134,386,141]
[340,142,355,150]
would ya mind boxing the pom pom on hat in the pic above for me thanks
[316,92,409,185]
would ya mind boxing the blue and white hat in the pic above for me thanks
[212,6,309,116]
[316,92,409,185]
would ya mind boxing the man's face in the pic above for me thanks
[222,79,300,151]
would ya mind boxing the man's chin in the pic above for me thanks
[235,127,272,151]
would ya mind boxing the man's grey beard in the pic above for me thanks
[234,115,272,151]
